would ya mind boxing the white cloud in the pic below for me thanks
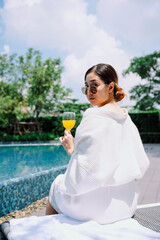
[2,0,143,105]
[4,0,43,9]
[97,0,160,44]
[1,44,10,54]
[2,0,96,55]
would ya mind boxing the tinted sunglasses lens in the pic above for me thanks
[81,87,87,94]
[90,85,97,94]
[81,85,97,95]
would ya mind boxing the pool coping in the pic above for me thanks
[0,165,67,217]
[0,141,60,147]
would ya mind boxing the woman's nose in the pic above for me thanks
[88,87,93,96]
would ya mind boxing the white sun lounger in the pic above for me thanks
[0,203,160,240]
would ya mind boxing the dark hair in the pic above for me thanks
[84,63,125,102]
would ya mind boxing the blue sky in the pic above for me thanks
[0,0,160,106]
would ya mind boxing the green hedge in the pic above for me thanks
[39,114,82,137]
[0,114,83,142]
[0,111,159,143]
[0,132,57,142]
[140,133,160,143]
[129,111,160,133]
[129,111,160,143]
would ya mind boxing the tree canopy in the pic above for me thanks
[123,51,160,110]
[56,98,90,115]
[0,48,72,126]
[0,81,25,126]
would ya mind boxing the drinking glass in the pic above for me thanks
[62,112,76,132]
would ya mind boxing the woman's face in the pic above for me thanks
[85,71,113,107]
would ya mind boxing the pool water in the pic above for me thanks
[0,143,69,183]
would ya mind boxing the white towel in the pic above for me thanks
[10,214,160,240]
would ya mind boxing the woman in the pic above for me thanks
[46,63,149,224]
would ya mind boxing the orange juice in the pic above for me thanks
[62,120,76,131]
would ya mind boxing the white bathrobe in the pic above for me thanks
[49,106,149,224]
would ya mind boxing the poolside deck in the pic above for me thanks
[138,144,160,205]
[32,144,160,217]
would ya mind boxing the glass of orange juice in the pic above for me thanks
[62,112,76,132]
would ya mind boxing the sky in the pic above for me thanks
[0,0,160,106]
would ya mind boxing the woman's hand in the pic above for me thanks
[59,130,74,156]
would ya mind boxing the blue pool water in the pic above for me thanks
[0,142,69,183]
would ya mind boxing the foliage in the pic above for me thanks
[56,98,90,114]
[129,110,160,143]
[0,81,26,126]
[0,48,72,125]
[0,111,160,143]
[129,110,160,133]
[37,113,83,137]
[25,49,72,119]
[0,132,57,142]
[0,114,83,142]
[123,51,160,110]
[139,133,160,143]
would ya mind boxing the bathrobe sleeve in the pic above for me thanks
[57,108,122,196]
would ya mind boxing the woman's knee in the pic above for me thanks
[45,200,58,215]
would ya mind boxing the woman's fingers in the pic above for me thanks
[59,131,73,145]
[59,132,74,156]
[64,130,71,136]
[59,136,64,143]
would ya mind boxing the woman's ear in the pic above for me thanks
[108,82,114,93]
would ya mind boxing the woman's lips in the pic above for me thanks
[89,97,95,101]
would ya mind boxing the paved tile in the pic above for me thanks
[138,144,160,205]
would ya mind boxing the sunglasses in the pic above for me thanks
[81,84,98,95]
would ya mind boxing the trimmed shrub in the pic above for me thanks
[129,111,160,133]
[129,111,160,143]
[140,133,160,143]
[0,132,57,142]
[0,111,159,143]
[39,114,82,137]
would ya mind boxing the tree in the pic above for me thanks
[0,48,72,125]
[24,49,72,120]
[0,81,25,127]
[0,50,28,126]
[123,51,160,110]
[56,98,90,115]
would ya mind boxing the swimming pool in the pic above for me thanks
[0,142,69,217]
[0,142,69,183]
